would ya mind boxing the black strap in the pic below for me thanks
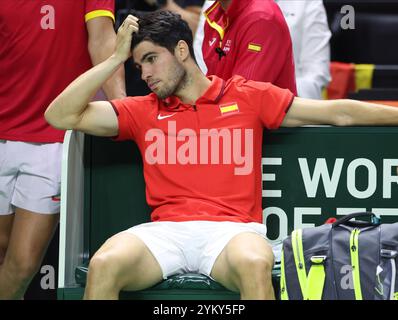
[332,211,380,228]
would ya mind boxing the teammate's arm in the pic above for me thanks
[87,16,127,100]
[161,0,202,33]
[45,15,138,137]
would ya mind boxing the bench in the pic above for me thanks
[57,130,280,300]
[74,262,281,300]
[57,126,398,299]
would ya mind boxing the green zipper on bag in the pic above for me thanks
[350,228,363,300]
[292,229,307,299]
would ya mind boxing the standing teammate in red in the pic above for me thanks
[0,1,125,299]
[46,11,398,300]
[202,0,297,94]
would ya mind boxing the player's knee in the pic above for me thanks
[4,254,41,283]
[235,254,273,280]
[88,254,110,276]
[87,252,121,284]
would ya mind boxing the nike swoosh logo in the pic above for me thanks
[209,38,216,46]
[157,113,176,120]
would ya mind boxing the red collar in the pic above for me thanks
[205,0,250,31]
[162,76,226,110]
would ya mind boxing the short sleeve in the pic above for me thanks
[243,80,294,129]
[110,97,140,141]
[85,0,115,23]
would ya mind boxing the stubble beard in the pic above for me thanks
[155,59,187,100]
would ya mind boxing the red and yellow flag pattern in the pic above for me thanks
[248,43,262,52]
[219,102,239,115]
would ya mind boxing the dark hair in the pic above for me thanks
[131,10,195,60]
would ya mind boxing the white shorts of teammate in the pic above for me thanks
[125,220,268,279]
[0,140,62,215]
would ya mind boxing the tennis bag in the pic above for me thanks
[280,212,398,300]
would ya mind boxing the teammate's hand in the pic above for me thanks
[114,15,139,63]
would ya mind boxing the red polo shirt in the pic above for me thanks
[111,75,294,223]
[0,1,114,143]
[202,0,297,95]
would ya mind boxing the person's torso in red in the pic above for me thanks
[0,1,114,143]
[111,75,294,223]
[202,0,297,95]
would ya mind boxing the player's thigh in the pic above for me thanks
[90,231,163,291]
[4,207,59,271]
[0,214,14,263]
[210,232,274,291]
[0,139,18,215]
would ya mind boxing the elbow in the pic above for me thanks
[44,106,56,127]
[44,110,63,130]
[44,105,70,131]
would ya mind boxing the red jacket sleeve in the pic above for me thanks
[232,15,297,95]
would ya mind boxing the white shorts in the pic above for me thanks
[125,221,268,279]
[0,140,62,215]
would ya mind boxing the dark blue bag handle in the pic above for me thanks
[332,212,381,228]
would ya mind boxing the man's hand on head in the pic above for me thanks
[114,15,139,63]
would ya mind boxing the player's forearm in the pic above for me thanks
[283,98,398,128]
[338,100,398,126]
[102,66,126,100]
[89,37,127,100]
[45,55,123,129]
